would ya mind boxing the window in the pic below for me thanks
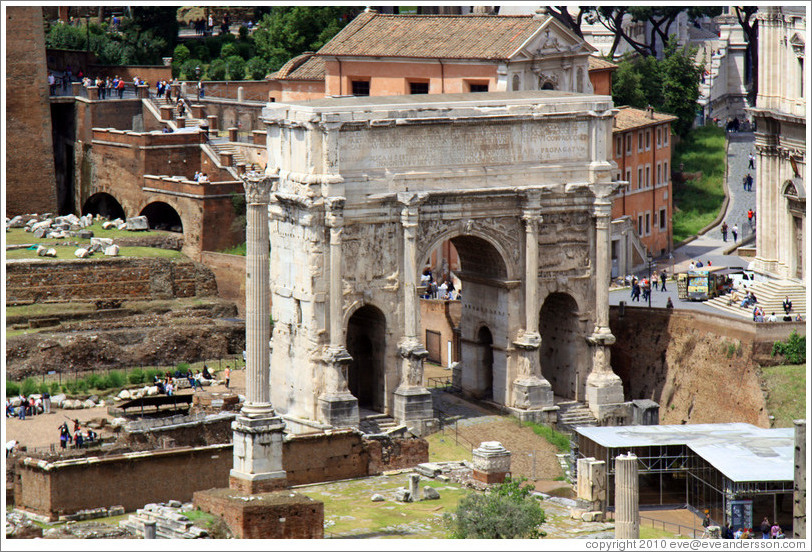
[663,161,669,183]
[657,128,662,148]
[657,163,662,185]
[663,127,669,146]
[409,81,429,94]
[659,207,667,230]
[645,165,651,188]
[512,74,520,91]
[637,167,643,190]
[645,129,651,150]
[625,168,632,185]
[616,136,622,157]
[469,83,489,92]
[645,212,651,235]
[625,134,632,155]
[638,131,644,152]
[638,214,644,235]
[351,80,370,96]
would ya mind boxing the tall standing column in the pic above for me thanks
[794,419,807,539]
[318,197,359,428]
[229,172,287,495]
[512,193,553,413]
[614,453,640,539]
[393,194,434,434]
[585,196,625,416]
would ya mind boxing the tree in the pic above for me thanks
[221,43,240,58]
[734,6,759,105]
[612,38,703,138]
[225,55,246,80]
[660,38,703,137]
[544,6,589,38]
[246,56,270,80]
[173,44,191,65]
[445,478,546,539]
[207,58,227,81]
[253,6,359,70]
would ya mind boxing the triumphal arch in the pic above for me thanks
[261,91,626,434]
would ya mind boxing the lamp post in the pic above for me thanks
[647,252,654,309]
[195,66,201,100]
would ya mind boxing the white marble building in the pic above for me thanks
[749,6,806,281]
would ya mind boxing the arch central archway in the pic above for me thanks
[420,232,512,404]
[539,292,584,399]
[140,202,183,232]
[346,305,386,411]
[82,193,125,220]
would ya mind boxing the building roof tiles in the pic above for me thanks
[613,106,678,131]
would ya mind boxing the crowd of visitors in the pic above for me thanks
[420,267,459,300]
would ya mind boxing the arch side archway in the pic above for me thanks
[82,192,126,220]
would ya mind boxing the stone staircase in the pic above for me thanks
[209,137,260,172]
[555,400,598,433]
[705,279,806,320]
[359,413,399,435]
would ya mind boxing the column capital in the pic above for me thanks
[397,191,429,225]
[242,173,275,204]
[325,196,346,227]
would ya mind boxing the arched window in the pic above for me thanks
[512,74,521,91]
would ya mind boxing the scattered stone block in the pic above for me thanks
[167,500,182,508]
[102,221,116,230]
[104,244,120,256]
[75,248,90,258]
[31,219,52,232]
[78,229,94,239]
[117,389,131,400]
[83,399,96,408]
[44,248,57,257]
[146,386,159,396]
[423,486,440,500]
[8,215,25,228]
[126,216,149,231]
[36,245,47,256]
[117,222,128,230]
[416,462,443,478]
[51,394,66,407]
[581,511,604,522]
[108,506,125,516]
[33,227,47,238]
[393,488,412,503]
[371,494,385,502]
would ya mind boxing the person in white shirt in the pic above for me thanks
[766,312,778,323]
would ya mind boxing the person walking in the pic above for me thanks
[746,173,753,191]
[721,221,728,242]
[224,366,231,389]
[660,270,667,291]
[43,391,51,414]
[760,517,771,539]
[732,224,738,242]
[748,152,755,169]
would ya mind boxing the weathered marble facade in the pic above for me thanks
[749,6,806,281]
[262,91,626,433]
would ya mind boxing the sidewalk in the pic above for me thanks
[667,131,757,274]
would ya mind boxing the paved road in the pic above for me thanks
[613,131,757,314]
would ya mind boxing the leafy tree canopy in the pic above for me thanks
[445,477,546,539]
[612,37,703,138]
[253,6,360,71]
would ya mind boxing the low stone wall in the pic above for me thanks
[15,444,232,519]
[14,431,428,519]
[5,257,218,304]
[200,252,246,315]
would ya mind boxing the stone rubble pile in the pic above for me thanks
[5,511,44,539]
[60,505,125,522]
[120,501,209,539]
[6,213,152,258]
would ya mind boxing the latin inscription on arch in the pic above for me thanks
[339,121,589,171]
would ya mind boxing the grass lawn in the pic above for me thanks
[672,126,726,244]
[424,431,473,463]
[219,242,246,256]
[299,476,470,539]
[640,525,685,539]
[760,364,806,427]
[6,245,182,260]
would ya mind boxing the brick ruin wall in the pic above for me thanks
[13,431,428,518]
[5,6,58,216]
[199,252,247,316]
[5,257,218,304]
[609,306,806,426]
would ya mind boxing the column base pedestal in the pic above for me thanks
[585,372,626,418]
[318,392,360,429]
[393,386,436,436]
[230,412,287,493]
[511,377,554,410]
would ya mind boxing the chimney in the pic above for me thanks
[646,105,655,119]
